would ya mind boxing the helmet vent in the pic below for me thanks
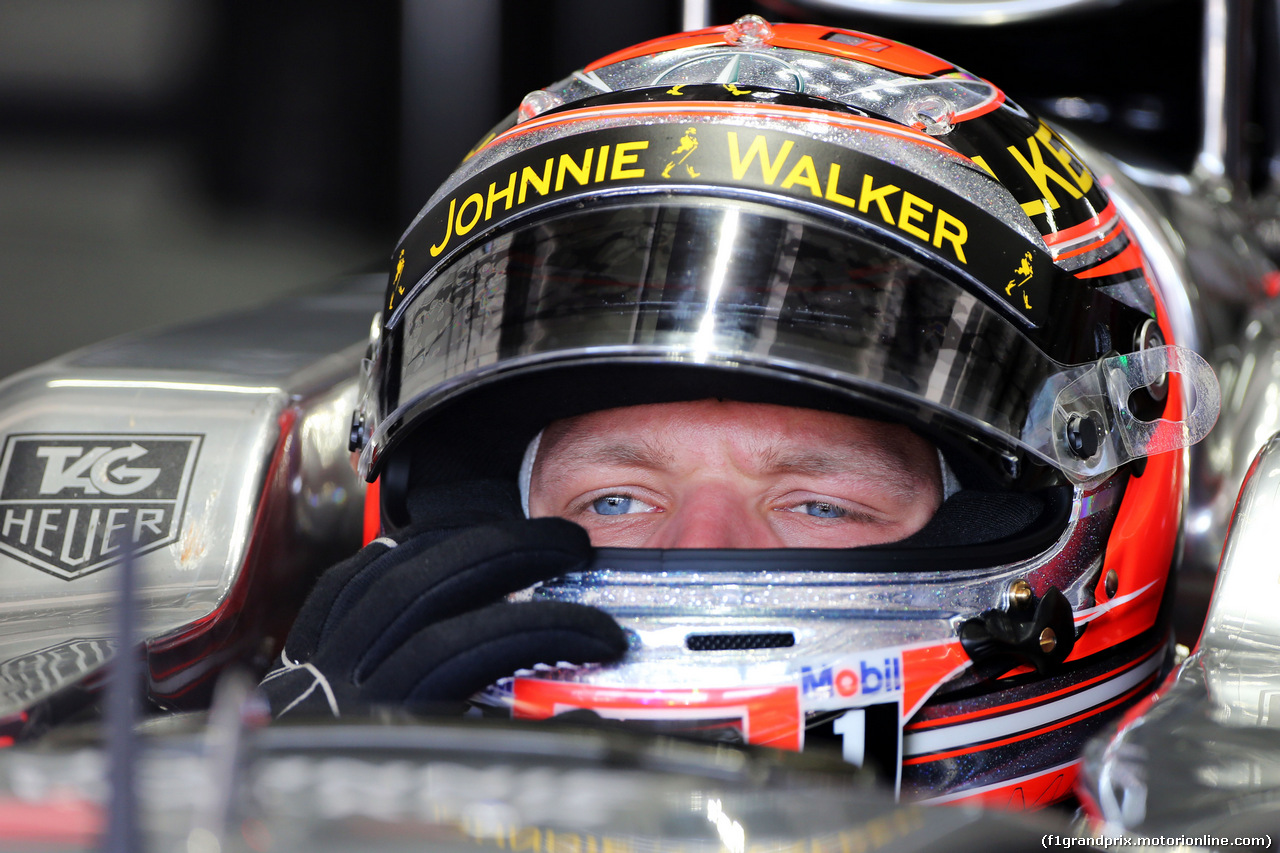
[685,632,795,651]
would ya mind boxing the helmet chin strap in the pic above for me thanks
[517,429,960,519]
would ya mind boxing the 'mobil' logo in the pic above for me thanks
[0,434,202,580]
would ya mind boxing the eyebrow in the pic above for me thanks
[756,442,925,502]
[553,436,676,471]
[759,447,863,475]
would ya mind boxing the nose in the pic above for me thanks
[645,486,783,549]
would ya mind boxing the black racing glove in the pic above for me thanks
[259,515,628,719]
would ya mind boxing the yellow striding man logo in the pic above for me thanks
[1005,251,1035,310]
[662,127,701,179]
[389,249,407,310]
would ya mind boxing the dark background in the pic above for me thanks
[2,0,1268,381]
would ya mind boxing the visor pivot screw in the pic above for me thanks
[1065,413,1099,459]
[348,412,366,452]
[1007,579,1033,610]
[1104,569,1119,599]
[908,96,956,136]
[1135,318,1169,402]
[725,14,773,47]
[1038,627,1058,654]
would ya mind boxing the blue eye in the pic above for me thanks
[592,495,637,515]
[802,502,846,519]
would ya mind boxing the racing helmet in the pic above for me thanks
[349,17,1220,807]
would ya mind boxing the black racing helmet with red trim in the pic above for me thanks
[347,17,1219,805]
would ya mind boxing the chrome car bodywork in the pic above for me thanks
[1051,0,1280,836]
[1079,432,1280,835]
[0,277,377,737]
[0,701,1072,852]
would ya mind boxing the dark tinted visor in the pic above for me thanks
[371,199,1215,482]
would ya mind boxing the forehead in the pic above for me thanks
[538,399,925,466]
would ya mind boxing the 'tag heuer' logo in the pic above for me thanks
[0,434,202,580]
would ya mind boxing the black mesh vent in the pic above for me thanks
[685,632,796,651]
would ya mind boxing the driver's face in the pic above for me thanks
[528,399,942,548]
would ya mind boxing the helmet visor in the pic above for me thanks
[377,198,1216,482]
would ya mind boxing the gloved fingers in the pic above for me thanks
[336,518,593,680]
[360,601,629,706]
[299,487,528,650]
[394,517,592,611]
[310,503,525,648]
[281,537,397,660]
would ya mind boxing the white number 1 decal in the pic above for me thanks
[833,709,866,767]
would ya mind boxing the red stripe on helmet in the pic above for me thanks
[1074,240,1145,278]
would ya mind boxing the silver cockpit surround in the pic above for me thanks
[1197,434,1280,712]
[0,277,376,720]
[1080,432,1280,834]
